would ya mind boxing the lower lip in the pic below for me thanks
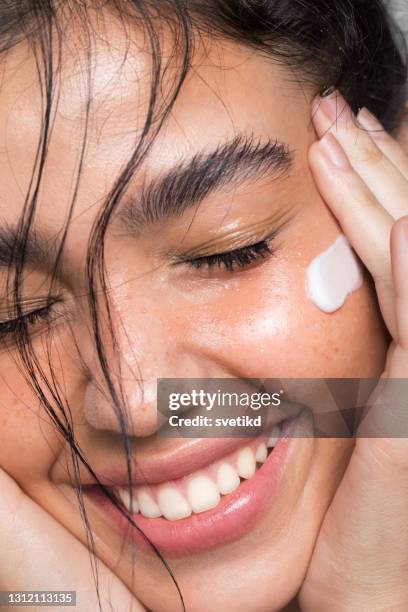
[85,433,294,557]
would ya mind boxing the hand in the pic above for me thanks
[0,467,145,611]
[298,91,408,611]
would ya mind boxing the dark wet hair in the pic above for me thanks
[0,0,406,610]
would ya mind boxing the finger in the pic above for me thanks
[356,217,408,429]
[308,137,396,335]
[0,468,142,610]
[299,419,408,611]
[391,217,408,353]
[354,219,408,437]
[357,107,408,182]
[312,92,408,220]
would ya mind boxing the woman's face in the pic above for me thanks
[0,15,388,612]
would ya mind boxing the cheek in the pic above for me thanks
[186,251,388,378]
[0,356,77,485]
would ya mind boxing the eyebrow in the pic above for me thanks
[0,224,59,270]
[0,134,293,271]
[119,133,294,231]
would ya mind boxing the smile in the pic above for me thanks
[113,426,281,521]
[84,414,307,556]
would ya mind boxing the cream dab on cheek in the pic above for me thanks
[306,235,364,313]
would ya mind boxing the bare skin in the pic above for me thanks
[0,12,406,612]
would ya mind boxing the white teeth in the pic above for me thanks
[267,425,281,448]
[216,463,240,495]
[187,475,221,513]
[157,487,192,521]
[137,489,162,518]
[116,441,270,521]
[118,488,139,514]
[237,447,256,479]
[255,442,267,463]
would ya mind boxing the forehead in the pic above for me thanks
[0,12,312,243]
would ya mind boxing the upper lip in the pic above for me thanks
[56,405,298,489]
[63,436,258,488]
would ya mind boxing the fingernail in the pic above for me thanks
[321,85,336,98]
[357,107,385,135]
[312,87,336,116]
[319,133,351,170]
[319,91,352,125]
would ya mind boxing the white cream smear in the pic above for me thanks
[306,235,364,313]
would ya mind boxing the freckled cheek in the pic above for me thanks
[0,360,74,485]
[186,262,387,377]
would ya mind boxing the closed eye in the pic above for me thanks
[0,298,62,342]
[184,240,273,272]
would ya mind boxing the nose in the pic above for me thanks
[83,370,159,438]
[82,280,195,438]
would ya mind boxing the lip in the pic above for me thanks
[70,407,299,488]
[78,436,264,486]
[83,424,296,556]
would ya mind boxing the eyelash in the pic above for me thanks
[185,240,273,272]
[0,241,273,339]
[0,302,58,342]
